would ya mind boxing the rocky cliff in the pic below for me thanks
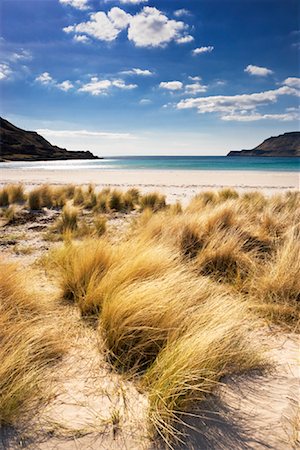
[0,118,100,161]
[227,132,300,157]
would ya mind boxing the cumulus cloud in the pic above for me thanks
[185,82,207,94]
[121,67,153,76]
[128,7,186,47]
[56,80,74,91]
[177,85,300,120]
[78,76,137,95]
[35,72,53,84]
[0,63,12,80]
[283,77,300,88]
[63,8,130,42]
[244,65,273,76]
[59,0,90,10]
[36,128,133,139]
[176,35,194,44]
[192,46,214,55]
[159,81,183,91]
[64,6,191,48]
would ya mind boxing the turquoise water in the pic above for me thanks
[0,156,299,172]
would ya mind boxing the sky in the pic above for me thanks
[0,0,299,156]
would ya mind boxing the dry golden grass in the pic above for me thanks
[6,184,26,204]
[16,186,299,443]
[139,192,166,211]
[49,239,114,307]
[144,298,260,442]
[54,204,79,234]
[0,261,66,425]
[0,187,9,207]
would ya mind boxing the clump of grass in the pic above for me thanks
[139,192,166,212]
[27,185,71,210]
[7,184,26,204]
[28,188,42,210]
[169,201,182,215]
[194,230,256,285]
[0,187,9,207]
[73,187,85,206]
[1,205,17,224]
[180,223,204,259]
[248,231,300,325]
[95,189,110,213]
[186,191,217,212]
[50,239,113,307]
[127,188,140,203]
[82,239,180,316]
[218,188,239,201]
[108,189,124,212]
[0,261,66,425]
[94,215,107,237]
[144,298,260,442]
[54,205,79,234]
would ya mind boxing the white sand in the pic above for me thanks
[1,168,298,203]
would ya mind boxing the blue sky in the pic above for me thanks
[1,0,299,156]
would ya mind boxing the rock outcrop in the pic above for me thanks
[227,132,300,157]
[0,117,100,161]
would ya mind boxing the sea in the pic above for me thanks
[0,156,299,172]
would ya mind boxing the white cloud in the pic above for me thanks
[56,80,74,91]
[192,46,214,55]
[10,49,32,61]
[63,8,130,42]
[188,76,201,81]
[78,76,137,95]
[108,7,131,29]
[64,6,190,48]
[59,0,89,10]
[36,128,133,139]
[111,78,137,89]
[244,65,273,76]
[185,82,207,94]
[73,34,90,43]
[174,9,190,18]
[177,86,300,119]
[159,81,183,91]
[283,77,300,89]
[128,7,186,47]
[176,35,194,44]
[221,111,300,122]
[119,0,148,3]
[121,67,153,76]
[0,63,12,80]
[139,98,152,105]
[35,72,53,84]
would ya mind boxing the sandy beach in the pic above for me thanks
[1,169,298,204]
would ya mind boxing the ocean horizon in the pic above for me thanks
[1,156,299,172]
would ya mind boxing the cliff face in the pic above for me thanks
[0,118,100,161]
[227,132,300,157]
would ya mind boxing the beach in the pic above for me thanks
[1,169,298,204]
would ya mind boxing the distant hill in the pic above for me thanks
[227,132,300,157]
[0,117,100,161]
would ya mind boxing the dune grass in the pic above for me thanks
[3,184,298,443]
[0,187,9,207]
[0,261,66,425]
